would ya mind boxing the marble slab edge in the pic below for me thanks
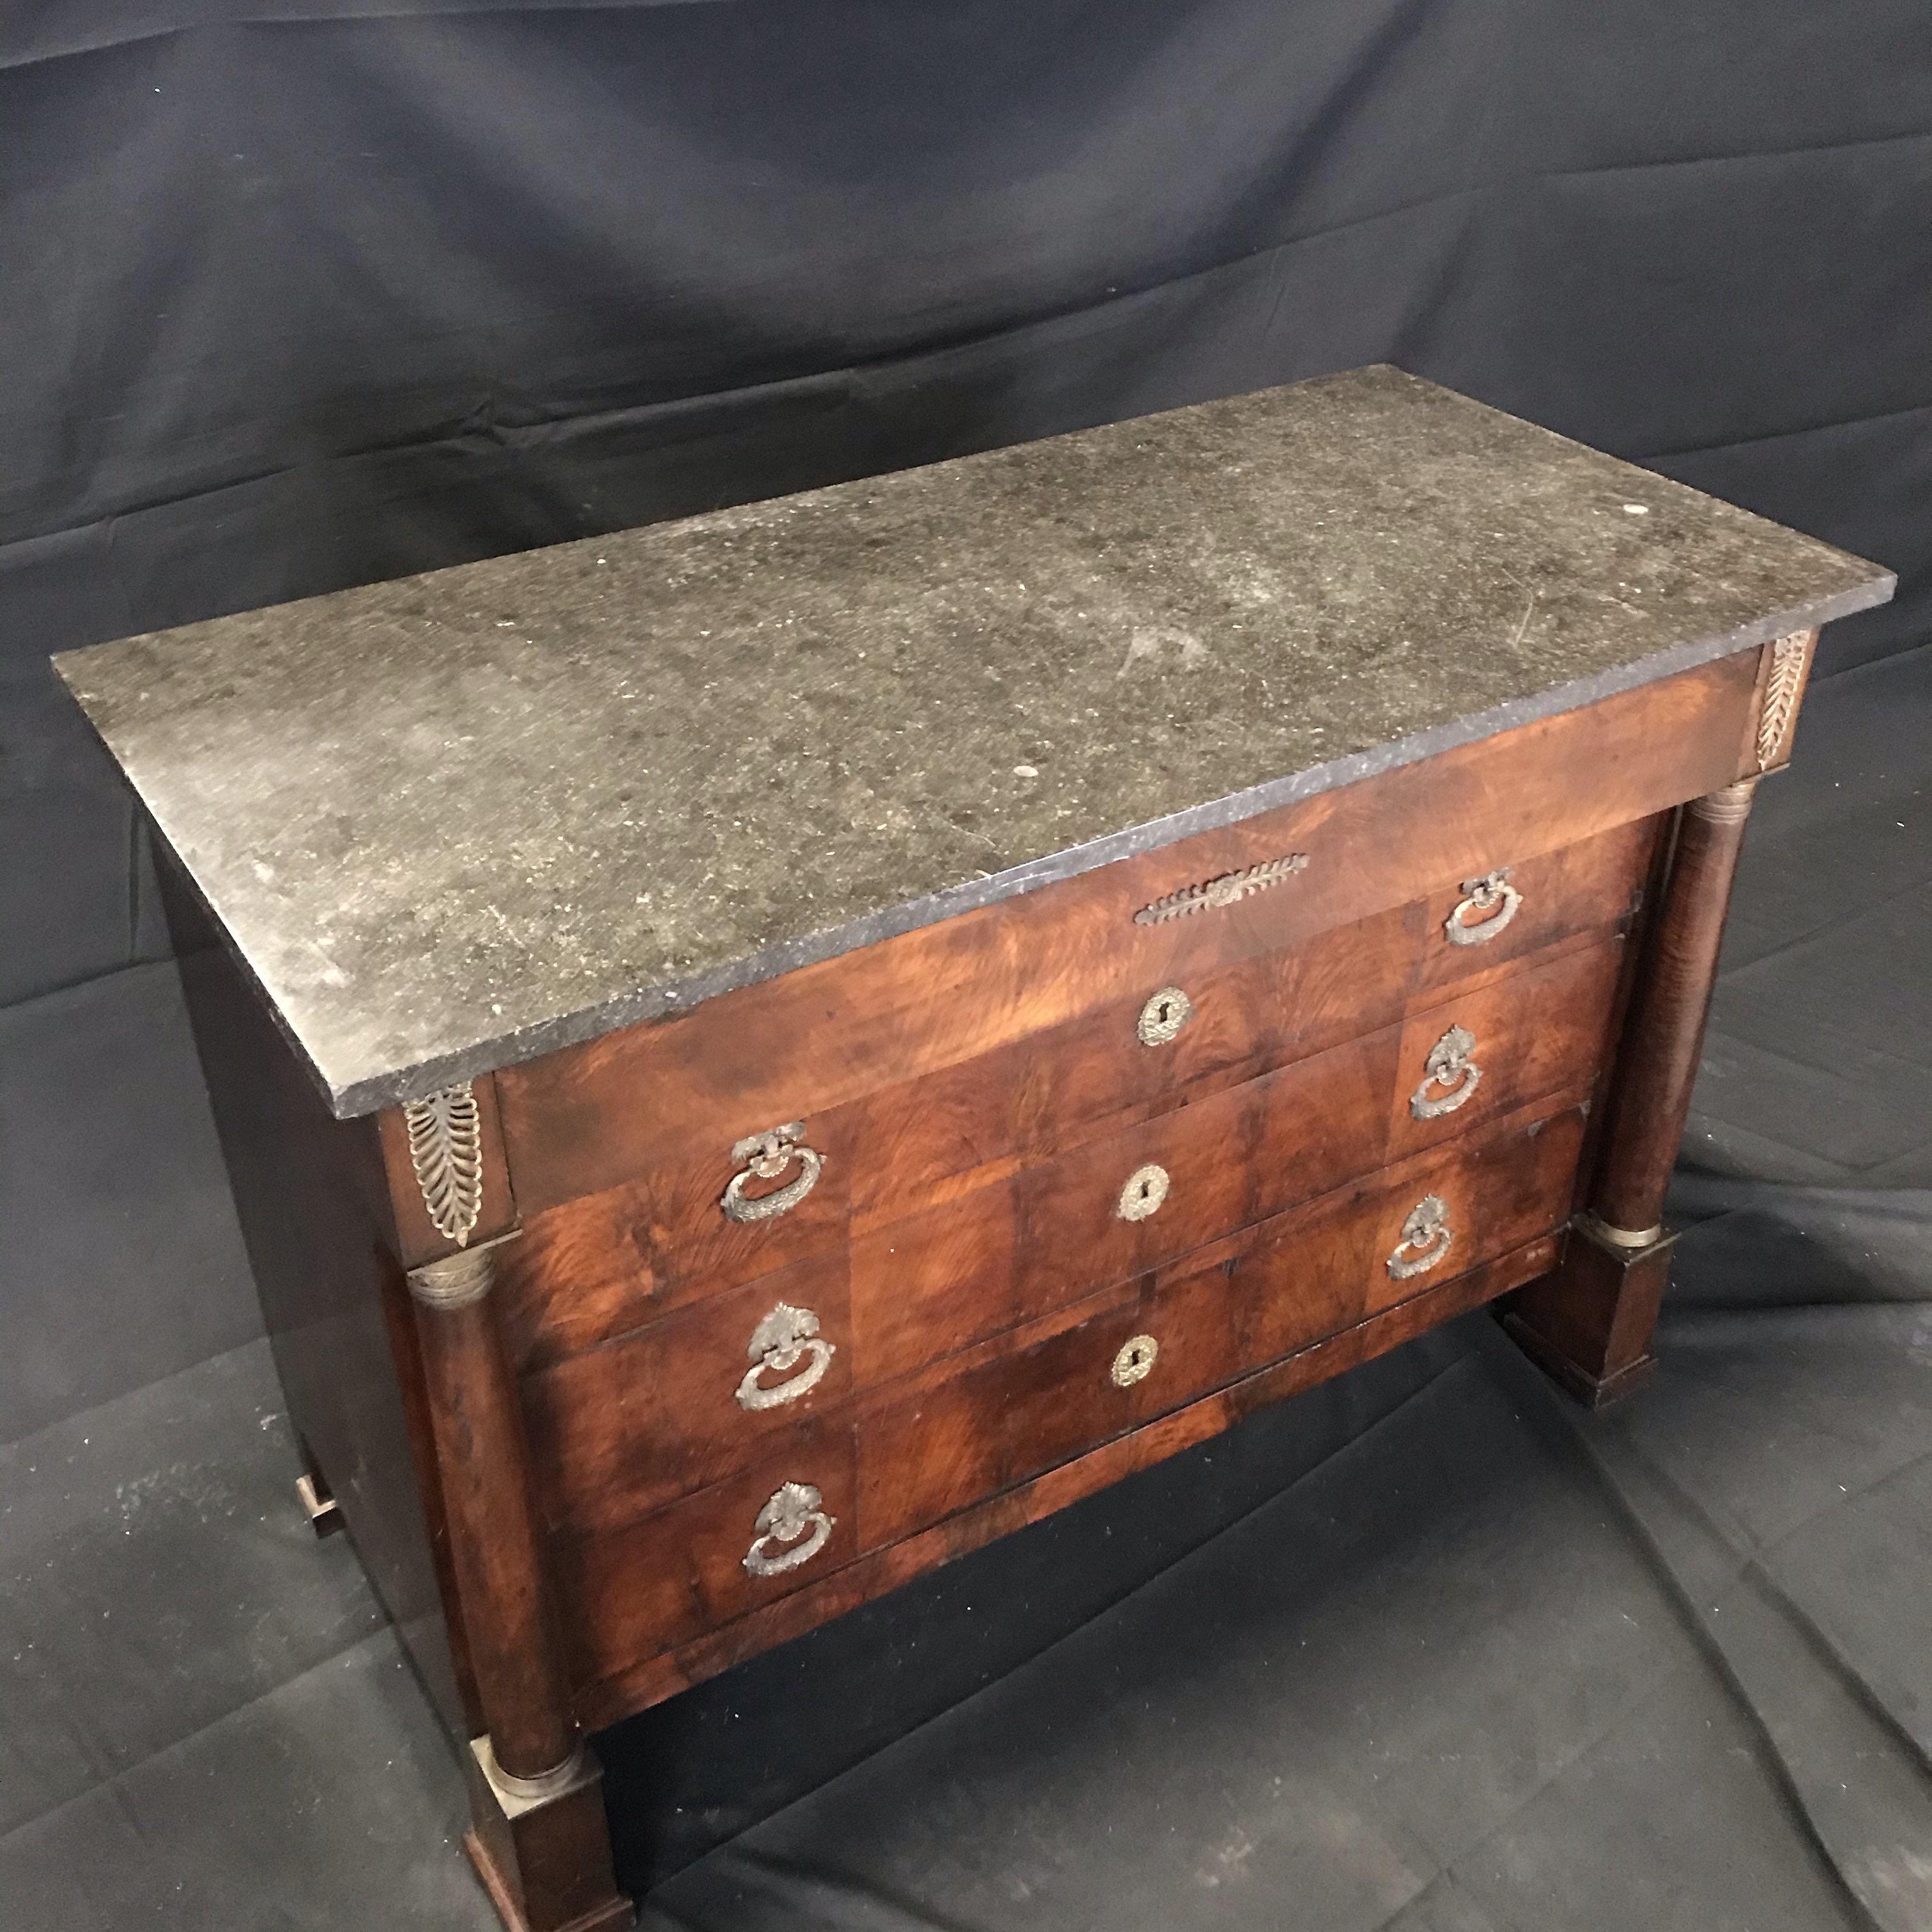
[282,575,1889,1121]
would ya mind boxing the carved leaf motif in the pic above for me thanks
[1756,632,1810,768]
[404,1084,484,1246]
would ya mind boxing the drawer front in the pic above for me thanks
[493,816,1656,1362]
[1386,935,1626,1164]
[553,1422,861,1692]
[840,804,1647,1214]
[848,1022,1399,1386]
[522,1024,1398,1535]
[515,932,1626,1540]
[495,646,1752,1223]
[859,1098,1589,1549]
[554,1096,1589,1692]
[522,1261,855,1534]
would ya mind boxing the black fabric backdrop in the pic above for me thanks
[2,6,1929,1929]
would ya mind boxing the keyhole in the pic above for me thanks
[1137,986,1193,1046]
[1117,1162,1170,1221]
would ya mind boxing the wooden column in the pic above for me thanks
[1501,778,1758,1406]
[409,1243,632,1932]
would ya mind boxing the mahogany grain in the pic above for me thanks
[572,1232,1565,1727]
[554,1095,1590,1694]
[516,927,1626,1542]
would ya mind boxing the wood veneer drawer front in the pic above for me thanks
[554,1425,861,1692]
[519,937,1619,1538]
[491,816,1656,1363]
[555,1098,1589,1690]
[850,936,1621,1387]
[847,810,1652,1218]
[493,646,1750,1222]
[847,1023,1399,1386]
[521,1261,854,1535]
[519,1022,1397,1535]
[859,1099,1589,1550]
[517,928,1624,1551]
[1387,935,1627,1163]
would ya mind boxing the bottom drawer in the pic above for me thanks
[552,1096,1587,1696]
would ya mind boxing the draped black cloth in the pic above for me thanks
[1,7,1928,1927]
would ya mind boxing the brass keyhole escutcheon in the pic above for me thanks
[1117,1163,1170,1222]
[1112,1333,1159,1387]
[1137,985,1194,1046]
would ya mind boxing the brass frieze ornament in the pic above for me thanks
[1135,853,1308,926]
[403,1083,485,1246]
[1756,631,1812,768]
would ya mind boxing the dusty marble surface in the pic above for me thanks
[57,367,1892,1117]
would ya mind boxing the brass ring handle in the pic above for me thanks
[1444,870,1521,946]
[1410,1025,1482,1120]
[1137,986,1194,1046]
[735,1303,835,1411]
[1388,1194,1453,1280]
[742,1481,835,1577]
[721,1123,824,1223]
[1117,1163,1170,1222]
[1111,1333,1160,1387]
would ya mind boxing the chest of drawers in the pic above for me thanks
[56,367,1891,1932]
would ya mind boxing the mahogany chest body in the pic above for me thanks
[56,367,1892,1932]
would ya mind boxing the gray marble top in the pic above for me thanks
[57,367,1892,1118]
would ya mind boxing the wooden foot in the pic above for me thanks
[463,1740,632,1932]
[295,1464,343,1538]
[1501,1218,1676,1408]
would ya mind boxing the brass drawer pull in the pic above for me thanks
[742,1481,835,1577]
[1111,1333,1160,1387]
[1411,1025,1482,1119]
[1388,1194,1453,1279]
[1117,1163,1170,1222]
[1137,985,1194,1046]
[1444,869,1521,946]
[721,1123,824,1223]
[735,1303,834,1411]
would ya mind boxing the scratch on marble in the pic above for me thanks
[1509,590,1538,650]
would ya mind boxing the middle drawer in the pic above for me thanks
[520,935,1624,1535]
